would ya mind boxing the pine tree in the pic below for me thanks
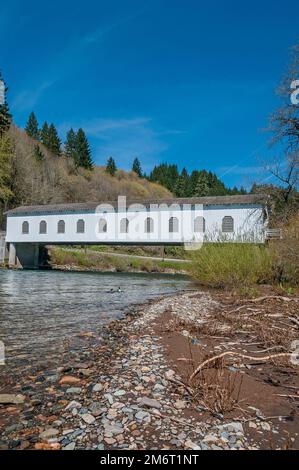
[0,72,12,136]
[132,157,142,177]
[65,128,78,164]
[175,168,189,197]
[41,122,50,148]
[106,157,117,176]
[195,173,210,196]
[25,112,39,140]
[0,134,14,204]
[33,144,44,162]
[47,123,61,155]
[76,128,93,170]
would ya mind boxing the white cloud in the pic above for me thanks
[11,80,55,112]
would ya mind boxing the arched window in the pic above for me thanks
[22,221,29,234]
[39,220,47,234]
[98,218,107,233]
[222,216,234,233]
[57,220,65,234]
[145,217,154,233]
[120,218,129,233]
[77,219,85,233]
[169,217,179,233]
[194,216,205,233]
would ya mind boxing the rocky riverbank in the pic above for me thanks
[0,290,298,450]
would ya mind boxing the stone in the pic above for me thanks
[92,384,103,393]
[81,413,96,425]
[104,437,116,445]
[65,400,81,410]
[185,439,201,450]
[202,434,219,443]
[137,397,161,409]
[0,394,25,405]
[114,390,126,397]
[261,422,271,431]
[104,424,124,436]
[174,400,186,410]
[66,387,81,394]
[35,443,61,450]
[63,442,76,450]
[249,421,257,429]
[59,376,81,385]
[39,428,59,440]
[223,422,244,434]
[135,411,149,421]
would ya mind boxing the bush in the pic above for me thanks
[190,243,272,288]
[269,213,299,286]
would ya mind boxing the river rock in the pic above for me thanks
[137,397,161,409]
[0,394,25,405]
[81,413,96,424]
[39,428,59,440]
[59,376,81,385]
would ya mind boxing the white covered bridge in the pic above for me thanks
[5,194,268,268]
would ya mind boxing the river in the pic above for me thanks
[0,270,193,373]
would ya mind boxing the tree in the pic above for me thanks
[65,128,78,164]
[47,123,61,155]
[266,43,299,210]
[25,112,39,140]
[106,157,117,176]
[175,168,189,197]
[40,122,50,147]
[33,144,44,162]
[76,128,93,170]
[132,157,142,177]
[195,172,210,196]
[0,71,12,136]
[0,134,14,206]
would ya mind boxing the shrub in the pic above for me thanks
[190,243,272,288]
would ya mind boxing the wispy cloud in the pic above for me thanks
[11,80,56,112]
[218,165,263,176]
[59,117,172,170]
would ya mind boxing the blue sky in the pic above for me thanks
[1,0,298,188]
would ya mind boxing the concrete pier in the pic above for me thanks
[8,243,40,269]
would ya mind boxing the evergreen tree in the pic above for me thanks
[132,157,142,177]
[0,72,12,136]
[65,128,79,164]
[76,128,93,170]
[47,123,61,155]
[33,144,44,162]
[25,112,39,140]
[195,172,210,196]
[149,163,179,191]
[106,157,117,176]
[40,122,50,148]
[175,168,189,197]
[0,134,14,204]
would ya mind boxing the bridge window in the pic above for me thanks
[22,221,29,234]
[39,220,47,234]
[194,216,205,233]
[145,217,154,233]
[120,218,129,234]
[98,218,107,233]
[77,219,85,234]
[222,216,234,233]
[169,217,179,233]
[57,220,65,234]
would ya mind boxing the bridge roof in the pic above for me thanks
[6,194,268,216]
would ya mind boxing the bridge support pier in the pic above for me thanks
[9,243,40,269]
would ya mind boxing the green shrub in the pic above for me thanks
[190,243,272,288]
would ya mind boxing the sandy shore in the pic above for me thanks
[0,289,298,450]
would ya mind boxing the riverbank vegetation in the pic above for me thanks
[49,247,191,274]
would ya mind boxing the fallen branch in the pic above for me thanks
[276,394,299,399]
[246,295,297,303]
[189,352,292,381]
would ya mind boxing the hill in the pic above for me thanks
[0,125,171,227]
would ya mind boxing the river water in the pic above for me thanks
[0,270,192,371]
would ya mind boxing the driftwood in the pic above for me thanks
[189,351,292,381]
[246,295,297,303]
